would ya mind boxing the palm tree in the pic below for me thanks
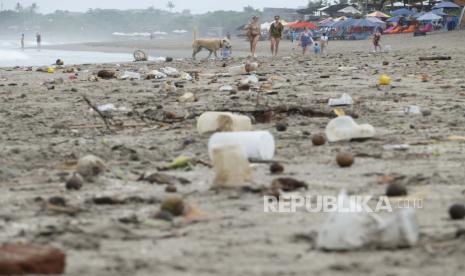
[167,1,175,12]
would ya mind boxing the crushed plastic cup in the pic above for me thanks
[328,93,353,106]
[316,191,380,251]
[121,71,141,80]
[208,131,275,161]
[197,112,253,135]
[181,72,193,81]
[161,67,180,77]
[241,74,259,85]
[404,105,421,115]
[219,85,235,92]
[325,116,375,142]
[379,74,391,86]
[148,70,167,79]
[377,208,419,248]
[316,191,419,251]
[211,144,252,188]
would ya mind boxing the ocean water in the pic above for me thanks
[0,40,135,67]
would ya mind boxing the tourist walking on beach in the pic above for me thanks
[269,15,284,57]
[245,16,261,58]
[20,34,25,50]
[36,33,41,50]
[373,31,381,53]
[320,32,328,54]
[299,27,314,55]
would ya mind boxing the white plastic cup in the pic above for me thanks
[197,112,252,135]
[208,131,275,161]
[211,144,252,188]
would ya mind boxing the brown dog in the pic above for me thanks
[192,38,231,60]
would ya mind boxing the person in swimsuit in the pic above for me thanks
[320,32,329,54]
[269,15,284,57]
[373,31,381,53]
[299,27,314,55]
[245,16,261,58]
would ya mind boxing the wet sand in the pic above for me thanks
[1,30,465,275]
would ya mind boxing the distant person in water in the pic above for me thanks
[245,15,261,58]
[269,15,284,57]
[36,33,41,49]
[21,34,25,50]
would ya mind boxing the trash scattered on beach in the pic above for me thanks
[76,155,105,182]
[404,105,421,115]
[133,50,148,62]
[121,71,141,80]
[379,74,391,85]
[316,191,419,251]
[197,112,252,134]
[328,93,353,106]
[325,116,375,142]
[383,144,410,151]
[211,144,252,188]
[208,131,275,161]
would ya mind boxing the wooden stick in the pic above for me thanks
[82,95,112,131]
[419,56,451,61]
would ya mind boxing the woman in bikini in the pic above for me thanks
[245,16,261,58]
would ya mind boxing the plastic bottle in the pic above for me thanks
[197,112,253,134]
[325,116,375,142]
[208,131,275,161]
[211,144,252,188]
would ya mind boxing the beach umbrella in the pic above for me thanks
[344,19,378,28]
[391,8,414,16]
[417,12,443,21]
[432,9,448,16]
[412,12,426,18]
[334,16,348,22]
[320,20,335,27]
[366,16,387,28]
[287,21,318,30]
[367,11,391,18]
[386,16,401,23]
[433,1,460,9]
[319,17,334,25]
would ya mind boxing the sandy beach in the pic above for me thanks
[1,30,465,275]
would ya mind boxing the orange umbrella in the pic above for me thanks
[287,21,318,30]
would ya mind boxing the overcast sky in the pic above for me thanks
[1,0,310,13]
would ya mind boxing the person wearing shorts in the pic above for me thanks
[269,15,284,57]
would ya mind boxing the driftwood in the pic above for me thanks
[419,56,451,61]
